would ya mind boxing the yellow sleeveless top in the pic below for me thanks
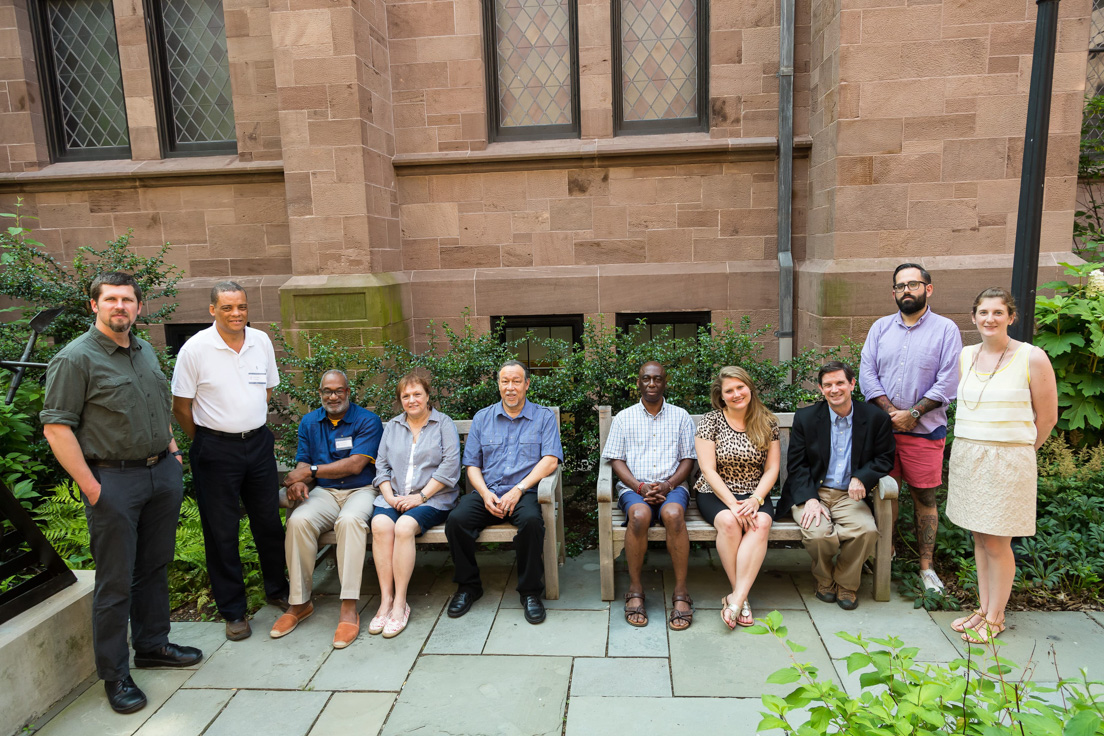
[954,342,1036,445]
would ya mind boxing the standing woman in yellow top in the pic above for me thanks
[946,287,1057,644]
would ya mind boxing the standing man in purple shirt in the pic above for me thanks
[445,360,563,624]
[860,264,962,592]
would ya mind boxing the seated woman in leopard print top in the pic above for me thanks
[694,365,780,629]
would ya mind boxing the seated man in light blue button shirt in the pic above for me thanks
[445,360,563,624]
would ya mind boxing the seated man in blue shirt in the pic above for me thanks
[271,370,383,648]
[445,360,563,624]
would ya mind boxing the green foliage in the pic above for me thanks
[1076,95,1104,262]
[751,610,1104,735]
[1036,262,1104,445]
[33,481,93,570]
[0,199,183,352]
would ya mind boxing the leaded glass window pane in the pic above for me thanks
[494,0,573,129]
[620,0,697,122]
[43,0,129,154]
[156,0,235,147]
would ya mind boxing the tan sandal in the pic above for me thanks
[721,596,739,630]
[736,599,754,628]
[962,616,1006,644]
[624,591,647,627]
[951,608,985,633]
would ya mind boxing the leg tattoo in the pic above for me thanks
[912,486,937,508]
[917,513,938,569]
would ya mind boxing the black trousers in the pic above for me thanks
[445,491,545,597]
[190,427,288,620]
[85,457,183,681]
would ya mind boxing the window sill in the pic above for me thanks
[392,134,813,175]
[0,156,284,192]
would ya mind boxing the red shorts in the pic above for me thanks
[891,434,945,489]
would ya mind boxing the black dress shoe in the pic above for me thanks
[134,642,203,669]
[521,594,546,624]
[447,589,483,618]
[104,676,147,714]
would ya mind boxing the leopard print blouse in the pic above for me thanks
[693,410,780,494]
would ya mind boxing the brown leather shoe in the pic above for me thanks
[836,587,858,610]
[814,581,837,603]
[270,602,314,638]
[225,618,252,641]
[333,614,360,649]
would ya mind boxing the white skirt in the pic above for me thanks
[946,438,1036,537]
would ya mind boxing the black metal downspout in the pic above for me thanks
[777,0,796,368]
[1010,0,1062,344]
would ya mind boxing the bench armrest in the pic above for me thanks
[537,466,559,504]
[877,475,899,501]
[278,487,290,509]
[597,457,613,504]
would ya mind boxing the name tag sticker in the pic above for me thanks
[247,372,267,385]
[335,436,353,450]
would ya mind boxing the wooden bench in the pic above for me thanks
[282,408,566,599]
[596,406,898,603]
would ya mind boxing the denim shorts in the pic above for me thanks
[617,486,690,526]
[373,504,450,535]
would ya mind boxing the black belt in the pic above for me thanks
[197,425,265,440]
[87,449,169,470]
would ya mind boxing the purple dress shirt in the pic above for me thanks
[859,307,962,438]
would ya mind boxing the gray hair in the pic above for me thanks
[496,359,530,382]
[318,369,349,389]
[210,281,246,305]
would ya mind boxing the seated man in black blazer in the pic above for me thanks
[778,361,895,610]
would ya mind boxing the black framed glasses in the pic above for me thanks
[892,280,929,293]
[320,388,349,398]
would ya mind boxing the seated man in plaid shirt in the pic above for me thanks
[601,362,697,630]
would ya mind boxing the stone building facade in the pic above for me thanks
[0,0,1092,356]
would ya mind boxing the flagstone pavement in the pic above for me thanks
[25,548,1104,736]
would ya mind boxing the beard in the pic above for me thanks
[896,291,927,315]
[105,313,133,333]
[324,399,350,418]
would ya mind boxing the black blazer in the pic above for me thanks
[777,399,895,520]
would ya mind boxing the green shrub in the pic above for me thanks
[1036,262,1104,446]
[752,610,1104,735]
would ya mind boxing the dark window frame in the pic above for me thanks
[482,0,582,143]
[163,322,210,356]
[610,0,710,136]
[142,0,237,157]
[495,314,584,374]
[29,0,132,162]
[616,311,711,340]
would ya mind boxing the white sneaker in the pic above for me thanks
[919,568,945,592]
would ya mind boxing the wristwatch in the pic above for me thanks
[310,465,318,478]
[171,450,183,458]
[419,491,428,503]
[909,406,922,419]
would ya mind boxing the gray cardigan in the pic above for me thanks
[373,408,461,511]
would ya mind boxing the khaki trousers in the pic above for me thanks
[790,486,879,593]
[286,485,377,603]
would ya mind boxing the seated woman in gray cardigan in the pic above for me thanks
[369,371,461,639]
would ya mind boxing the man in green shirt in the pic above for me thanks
[41,272,201,714]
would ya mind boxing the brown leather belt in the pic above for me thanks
[87,449,169,470]
[197,426,264,440]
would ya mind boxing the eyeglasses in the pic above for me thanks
[892,280,928,293]
[320,388,348,398]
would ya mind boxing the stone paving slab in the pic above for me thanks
[668,610,838,697]
[424,563,513,654]
[182,597,347,690]
[484,609,608,657]
[309,592,447,691]
[203,690,330,736]
[382,655,571,736]
[565,696,770,736]
[606,568,668,657]
[35,670,192,736]
[501,549,609,610]
[803,578,960,662]
[306,692,395,736]
[931,611,1104,680]
[1088,612,1104,631]
[131,688,232,736]
[570,657,672,697]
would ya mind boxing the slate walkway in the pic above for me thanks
[26,548,1104,736]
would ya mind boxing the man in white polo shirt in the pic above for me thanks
[171,281,289,641]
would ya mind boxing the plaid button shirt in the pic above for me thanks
[601,400,696,498]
